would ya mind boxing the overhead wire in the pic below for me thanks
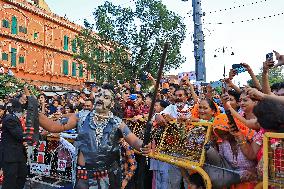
[206,0,269,15]
[204,11,284,25]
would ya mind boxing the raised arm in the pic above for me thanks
[119,122,143,151]
[261,61,274,94]
[221,94,260,130]
[241,63,262,91]
[188,81,198,104]
[246,87,284,104]
[38,113,77,133]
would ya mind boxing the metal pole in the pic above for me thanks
[192,0,206,81]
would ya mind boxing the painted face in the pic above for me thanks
[239,93,257,113]
[94,89,114,113]
[198,100,215,121]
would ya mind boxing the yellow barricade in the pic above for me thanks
[262,132,284,189]
[125,118,213,188]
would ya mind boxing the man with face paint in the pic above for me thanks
[38,84,150,189]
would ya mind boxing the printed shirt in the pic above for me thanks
[219,140,257,182]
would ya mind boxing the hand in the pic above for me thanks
[121,180,128,189]
[229,69,237,79]
[240,63,251,71]
[273,50,284,67]
[23,85,30,96]
[163,114,176,122]
[221,93,231,110]
[177,115,188,122]
[273,50,281,60]
[263,60,275,73]
[155,114,167,126]
[147,73,154,80]
[224,78,233,88]
[140,142,152,156]
[245,86,265,101]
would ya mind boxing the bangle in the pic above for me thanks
[237,140,247,146]
[235,137,247,145]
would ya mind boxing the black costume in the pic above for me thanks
[2,113,28,189]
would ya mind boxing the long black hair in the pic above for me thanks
[253,98,284,132]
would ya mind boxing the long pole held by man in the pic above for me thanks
[137,42,170,189]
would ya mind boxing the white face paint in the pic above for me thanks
[94,89,114,114]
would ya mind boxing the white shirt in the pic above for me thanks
[160,104,192,118]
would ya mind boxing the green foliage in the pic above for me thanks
[74,0,186,84]
[0,74,39,98]
[247,67,284,86]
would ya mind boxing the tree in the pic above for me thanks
[75,0,186,84]
[247,67,284,86]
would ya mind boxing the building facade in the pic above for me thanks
[0,0,88,87]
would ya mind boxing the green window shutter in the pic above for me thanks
[19,56,25,63]
[91,73,95,79]
[2,53,8,61]
[2,20,9,28]
[19,26,27,34]
[79,64,83,78]
[72,39,77,53]
[2,20,5,28]
[64,35,69,50]
[11,16,18,34]
[11,48,17,67]
[63,60,69,75]
[72,62,77,76]
[34,32,38,39]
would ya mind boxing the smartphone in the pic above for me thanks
[129,94,137,101]
[141,71,148,81]
[232,64,247,74]
[266,53,273,61]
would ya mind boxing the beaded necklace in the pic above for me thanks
[89,110,113,146]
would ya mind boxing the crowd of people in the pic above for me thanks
[0,50,283,189]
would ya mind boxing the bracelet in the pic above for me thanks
[235,137,247,145]
[237,140,247,146]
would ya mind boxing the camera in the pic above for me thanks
[266,53,273,62]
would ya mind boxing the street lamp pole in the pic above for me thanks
[191,0,206,81]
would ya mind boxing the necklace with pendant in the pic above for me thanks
[91,111,113,146]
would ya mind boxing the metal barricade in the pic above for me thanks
[263,132,284,189]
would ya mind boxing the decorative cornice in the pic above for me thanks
[2,0,84,33]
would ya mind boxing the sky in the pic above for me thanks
[45,0,284,85]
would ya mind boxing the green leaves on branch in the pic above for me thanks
[74,0,186,85]
[247,67,284,86]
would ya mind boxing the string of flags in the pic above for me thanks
[204,12,284,25]
[206,0,269,15]
[187,0,269,17]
